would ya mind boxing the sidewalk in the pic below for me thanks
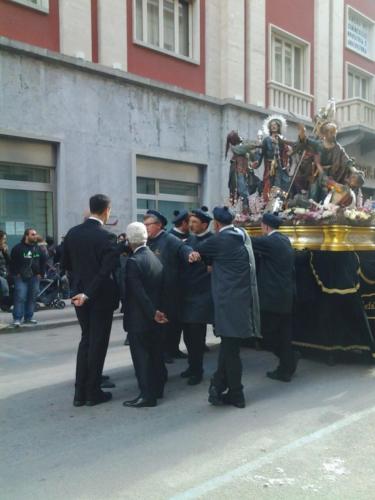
[0,301,122,334]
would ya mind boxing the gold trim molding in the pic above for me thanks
[246,225,375,251]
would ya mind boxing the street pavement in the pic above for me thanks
[1,321,375,499]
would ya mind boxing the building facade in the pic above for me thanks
[0,0,374,244]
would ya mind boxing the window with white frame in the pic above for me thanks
[10,0,49,13]
[134,0,195,59]
[136,156,202,228]
[347,67,373,101]
[347,7,374,60]
[271,32,308,92]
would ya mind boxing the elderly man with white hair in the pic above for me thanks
[122,222,168,408]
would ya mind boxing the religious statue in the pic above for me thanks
[226,130,261,211]
[253,115,291,201]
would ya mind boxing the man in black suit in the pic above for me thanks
[181,207,214,385]
[63,194,119,407]
[251,213,297,382]
[144,210,197,362]
[122,222,168,408]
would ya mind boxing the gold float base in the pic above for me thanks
[245,225,375,251]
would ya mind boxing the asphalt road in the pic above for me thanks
[1,322,375,499]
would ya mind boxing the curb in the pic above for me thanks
[0,313,122,335]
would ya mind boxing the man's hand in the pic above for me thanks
[71,293,88,307]
[154,310,168,324]
[188,251,201,263]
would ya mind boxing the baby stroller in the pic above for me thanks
[36,264,68,310]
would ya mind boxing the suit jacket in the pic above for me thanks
[63,218,119,310]
[251,231,295,314]
[196,227,257,339]
[123,246,163,333]
[181,232,214,324]
[147,231,192,321]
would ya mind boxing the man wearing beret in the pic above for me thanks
[181,207,214,385]
[193,206,260,408]
[251,213,298,382]
[169,210,190,242]
[144,210,197,363]
[165,210,191,360]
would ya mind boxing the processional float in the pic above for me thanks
[227,100,375,360]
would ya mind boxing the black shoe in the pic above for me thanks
[173,350,188,359]
[222,392,246,409]
[73,398,86,407]
[208,382,224,406]
[86,391,112,406]
[73,391,86,407]
[100,381,116,389]
[266,369,291,382]
[101,375,110,382]
[156,390,164,399]
[123,396,157,408]
[188,375,203,386]
[180,368,192,378]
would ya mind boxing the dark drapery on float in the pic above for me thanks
[293,250,375,359]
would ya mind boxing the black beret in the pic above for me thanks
[172,210,189,225]
[145,209,167,227]
[262,213,281,229]
[213,206,235,224]
[190,206,212,224]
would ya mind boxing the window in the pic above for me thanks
[136,177,199,227]
[10,0,49,13]
[347,67,373,101]
[0,138,55,249]
[271,33,307,91]
[134,0,195,59]
[347,7,374,60]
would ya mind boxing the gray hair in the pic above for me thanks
[126,222,148,246]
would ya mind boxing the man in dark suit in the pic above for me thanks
[194,206,260,408]
[251,213,297,382]
[144,210,197,362]
[63,194,119,407]
[122,222,168,408]
[181,207,214,385]
[166,210,190,360]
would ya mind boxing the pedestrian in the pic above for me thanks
[181,207,214,385]
[122,222,168,408]
[194,206,260,408]
[10,228,47,327]
[63,194,120,407]
[0,230,10,303]
[251,213,298,382]
[165,209,190,361]
[144,210,197,363]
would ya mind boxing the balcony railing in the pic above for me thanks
[267,81,313,120]
[336,98,375,131]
